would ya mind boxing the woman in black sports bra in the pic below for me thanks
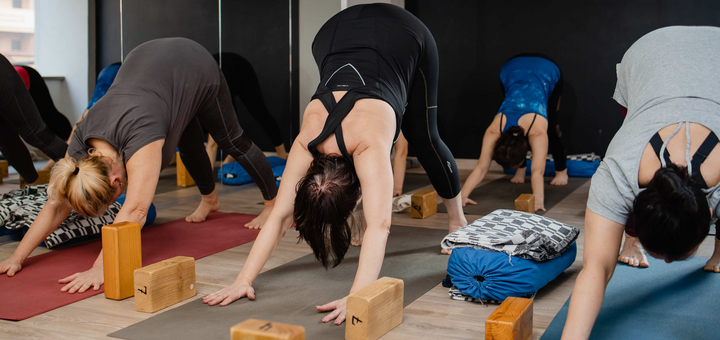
[202,4,467,325]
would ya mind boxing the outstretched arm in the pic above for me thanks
[461,125,500,206]
[0,197,72,276]
[528,128,549,211]
[59,140,164,293]
[316,142,394,325]
[203,136,314,306]
[562,208,624,339]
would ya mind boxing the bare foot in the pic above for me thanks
[186,193,220,223]
[618,233,649,267]
[550,169,569,185]
[245,206,272,229]
[351,233,363,247]
[510,169,526,183]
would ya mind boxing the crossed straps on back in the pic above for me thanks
[307,87,378,165]
[649,131,719,189]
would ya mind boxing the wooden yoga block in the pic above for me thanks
[231,319,305,340]
[102,222,142,300]
[410,190,437,219]
[514,194,535,213]
[485,297,533,340]
[19,169,51,189]
[176,152,195,187]
[134,256,196,313]
[346,277,404,340]
[0,160,8,178]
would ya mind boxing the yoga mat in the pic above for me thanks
[540,256,720,340]
[402,172,433,193]
[438,176,588,215]
[0,212,260,321]
[109,226,449,340]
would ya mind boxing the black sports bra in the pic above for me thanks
[649,131,719,189]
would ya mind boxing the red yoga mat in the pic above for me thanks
[0,212,260,320]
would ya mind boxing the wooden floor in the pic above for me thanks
[0,158,716,340]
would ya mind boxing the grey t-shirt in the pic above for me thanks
[68,38,220,170]
[588,26,720,226]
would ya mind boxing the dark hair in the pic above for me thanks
[493,126,528,169]
[294,154,361,268]
[631,164,710,261]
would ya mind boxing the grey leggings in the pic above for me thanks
[0,54,67,183]
[177,73,278,200]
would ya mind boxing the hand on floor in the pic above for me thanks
[203,280,256,306]
[245,201,274,229]
[462,197,476,207]
[534,202,546,212]
[316,296,347,325]
[618,235,649,267]
[59,266,103,293]
[0,258,22,276]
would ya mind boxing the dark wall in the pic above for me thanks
[406,0,720,158]
[95,0,294,151]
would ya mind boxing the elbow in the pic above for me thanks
[581,259,616,286]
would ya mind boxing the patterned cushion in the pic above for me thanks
[0,185,122,248]
[441,209,579,262]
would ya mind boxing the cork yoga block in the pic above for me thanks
[102,222,142,300]
[134,256,196,313]
[514,194,535,214]
[0,160,8,178]
[485,297,533,340]
[411,190,437,219]
[176,152,195,187]
[345,277,404,340]
[231,319,305,340]
[19,169,51,188]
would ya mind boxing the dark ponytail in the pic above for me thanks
[631,164,710,261]
[294,154,361,268]
[493,126,528,169]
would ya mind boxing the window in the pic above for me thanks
[0,0,34,64]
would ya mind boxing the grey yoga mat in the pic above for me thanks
[110,225,450,340]
[438,176,588,215]
[540,256,720,340]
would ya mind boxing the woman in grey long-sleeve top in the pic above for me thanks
[562,26,720,339]
[0,38,278,294]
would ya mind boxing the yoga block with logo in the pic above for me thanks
[411,190,437,219]
[231,319,305,340]
[176,152,195,187]
[0,160,7,178]
[102,222,142,300]
[485,297,533,340]
[514,194,535,213]
[134,256,196,313]
[346,277,404,340]
[19,169,51,188]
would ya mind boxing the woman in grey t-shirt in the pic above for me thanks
[563,26,720,339]
[0,38,279,293]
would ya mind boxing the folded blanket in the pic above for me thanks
[441,209,579,262]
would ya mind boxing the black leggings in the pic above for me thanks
[0,55,67,182]
[214,53,283,147]
[177,72,278,200]
[21,66,73,140]
[399,27,461,198]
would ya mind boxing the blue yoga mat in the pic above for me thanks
[540,256,720,340]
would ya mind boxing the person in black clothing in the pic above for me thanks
[203,4,467,326]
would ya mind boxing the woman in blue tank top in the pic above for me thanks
[461,54,566,212]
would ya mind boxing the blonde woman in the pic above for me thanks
[0,38,278,293]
